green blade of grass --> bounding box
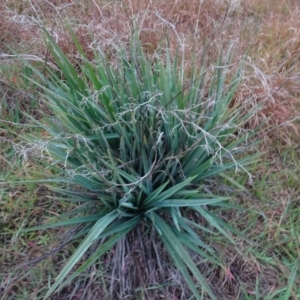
[43,209,119,299]
[154,196,229,207]
[152,213,217,300]
[59,215,142,289]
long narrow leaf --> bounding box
[43,210,119,298]
[152,213,217,300]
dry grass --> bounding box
[1,0,300,299]
[1,0,300,140]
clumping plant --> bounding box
[20,29,259,299]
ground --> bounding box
[0,0,299,299]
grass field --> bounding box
[1,1,300,299]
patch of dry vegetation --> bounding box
[2,0,300,139]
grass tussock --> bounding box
[15,29,262,299]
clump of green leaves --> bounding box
[21,29,259,299]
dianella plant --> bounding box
[20,29,259,299]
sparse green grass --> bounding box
[233,146,300,299]
[0,63,72,299]
[1,0,300,299]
